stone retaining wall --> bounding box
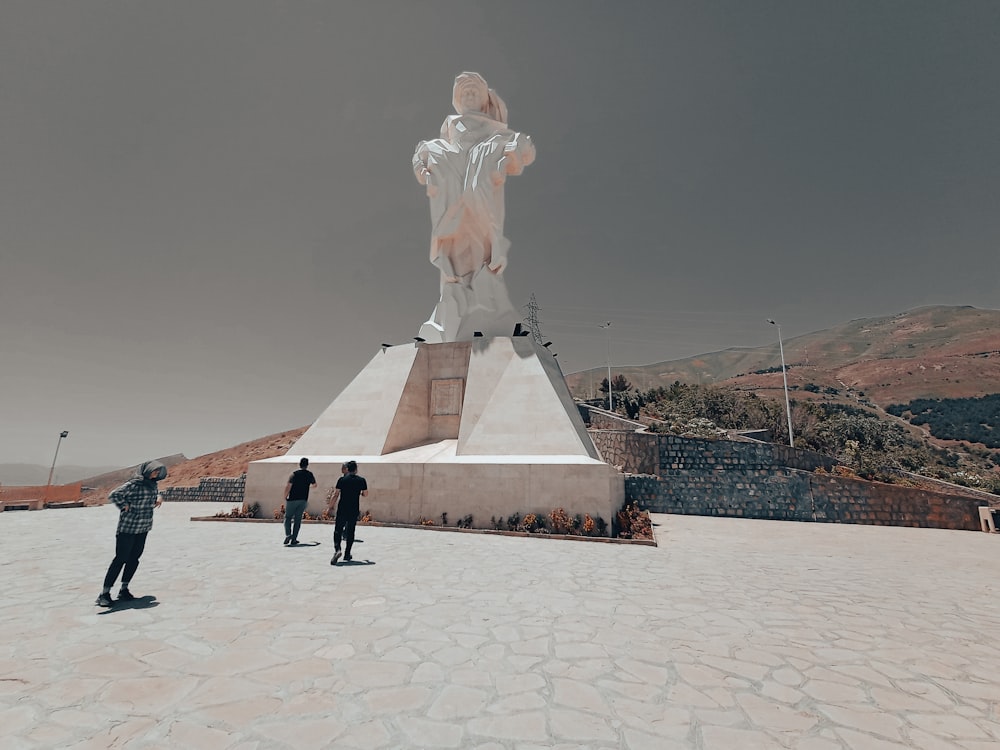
[578,403,986,531]
[627,469,984,530]
[161,475,246,504]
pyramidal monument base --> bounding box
[244,337,624,528]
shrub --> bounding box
[522,513,539,532]
[548,507,572,534]
[216,503,259,519]
[616,502,653,540]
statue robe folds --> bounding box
[413,73,535,343]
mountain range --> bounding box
[6,306,996,491]
[0,463,122,487]
[564,305,1000,413]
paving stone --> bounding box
[801,679,870,703]
[2,503,999,749]
[426,685,489,720]
[362,685,432,715]
[907,713,991,740]
[548,708,617,742]
[816,704,907,741]
[466,711,548,742]
[701,725,781,749]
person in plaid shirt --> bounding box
[96,460,167,606]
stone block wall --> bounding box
[579,405,644,432]
[656,435,837,473]
[590,430,658,474]
[588,426,837,480]
[576,403,987,531]
[627,469,815,522]
[627,469,984,530]
[808,474,984,529]
[161,475,246,504]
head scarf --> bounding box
[133,460,168,483]
[452,72,508,124]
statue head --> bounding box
[452,72,507,123]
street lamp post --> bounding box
[767,320,794,447]
[45,430,69,502]
[599,321,613,412]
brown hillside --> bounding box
[568,306,1000,408]
[82,427,307,504]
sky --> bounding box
[2,1,999,469]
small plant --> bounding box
[359,509,373,524]
[441,512,448,526]
[216,502,259,519]
[490,515,503,530]
[273,504,285,520]
[522,513,539,532]
[548,507,572,534]
[418,516,435,526]
[506,512,521,531]
[582,514,596,534]
[457,514,473,529]
[616,502,653,540]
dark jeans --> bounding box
[103,532,148,589]
[284,499,307,540]
[334,508,358,554]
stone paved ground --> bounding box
[1,501,999,749]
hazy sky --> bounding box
[3,1,998,469]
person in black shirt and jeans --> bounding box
[328,460,368,565]
[283,457,316,546]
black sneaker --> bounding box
[283,535,292,545]
[331,550,342,565]
[344,554,353,562]
[96,592,114,607]
[118,589,136,602]
[290,539,300,546]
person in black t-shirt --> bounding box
[283,457,316,546]
[328,460,368,565]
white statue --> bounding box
[413,72,536,342]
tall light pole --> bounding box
[45,430,69,502]
[599,321,613,412]
[767,320,794,447]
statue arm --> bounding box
[500,133,535,176]
[413,118,455,185]
[413,141,431,184]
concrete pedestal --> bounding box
[244,337,623,528]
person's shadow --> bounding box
[287,542,322,548]
[339,559,375,566]
[97,595,159,614]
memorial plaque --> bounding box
[431,378,464,416]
